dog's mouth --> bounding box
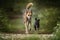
[27,15,31,19]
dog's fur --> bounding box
[34,18,40,30]
[23,3,33,34]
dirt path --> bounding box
[0,33,54,40]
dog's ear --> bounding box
[38,19,40,21]
[35,18,37,20]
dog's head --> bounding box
[35,18,40,21]
[35,18,37,20]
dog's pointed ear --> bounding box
[38,19,40,21]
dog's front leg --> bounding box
[25,23,28,34]
[29,23,31,31]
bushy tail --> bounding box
[26,3,33,9]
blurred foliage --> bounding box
[0,0,60,40]
[49,24,60,40]
[0,9,10,32]
[0,0,60,34]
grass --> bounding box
[0,35,40,40]
[0,34,54,40]
[20,37,40,40]
[3,17,53,34]
[0,37,40,40]
[0,15,54,34]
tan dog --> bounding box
[23,3,33,34]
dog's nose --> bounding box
[28,15,31,16]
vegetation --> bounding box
[0,0,60,40]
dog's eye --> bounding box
[28,14,32,16]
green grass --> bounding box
[0,14,55,34]
[5,17,53,34]
[0,36,40,40]
[20,37,40,40]
[8,18,25,32]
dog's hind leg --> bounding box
[37,25,40,30]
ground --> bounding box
[0,33,54,40]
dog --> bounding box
[23,3,33,34]
[34,18,40,30]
